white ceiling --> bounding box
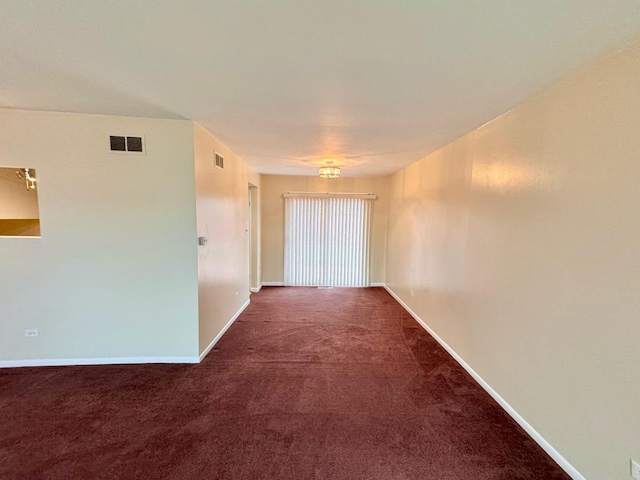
[2,1,640,177]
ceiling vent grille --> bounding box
[109,135,145,154]
[215,152,224,169]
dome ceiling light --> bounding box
[319,161,341,179]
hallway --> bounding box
[0,287,569,479]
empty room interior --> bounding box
[1,2,640,480]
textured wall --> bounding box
[386,41,640,480]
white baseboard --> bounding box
[198,298,250,362]
[0,356,199,368]
[263,282,384,288]
[1,299,253,369]
[382,284,586,480]
[250,284,262,293]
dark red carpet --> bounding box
[0,287,570,479]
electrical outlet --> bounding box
[24,329,39,337]
[235,291,239,297]
[409,289,415,297]
[631,459,640,479]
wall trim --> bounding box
[262,281,284,286]
[0,356,199,368]
[1,299,253,369]
[250,284,262,293]
[198,298,250,362]
[382,284,586,480]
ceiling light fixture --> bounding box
[319,161,340,179]
[16,168,37,191]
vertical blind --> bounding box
[284,194,374,287]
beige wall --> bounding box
[0,108,200,361]
[261,175,389,285]
[0,167,40,220]
[385,41,640,480]
[194,123,260,354]
[249,184,260,290]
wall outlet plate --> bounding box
[631,459,640,479]
[24,329,39,337]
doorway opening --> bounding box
[248,183,259,292]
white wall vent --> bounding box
[109,135,145,154]
[215,152,224,169]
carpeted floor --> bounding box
[0,287,570,480]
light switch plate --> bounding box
[631,459,640,480]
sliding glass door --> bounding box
[284,194,374,287]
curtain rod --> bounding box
[281,192,377,200]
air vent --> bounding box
[110,136,126,151]
[109,135,145,154]
[126,136,143,152]
[215,152,224,169]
